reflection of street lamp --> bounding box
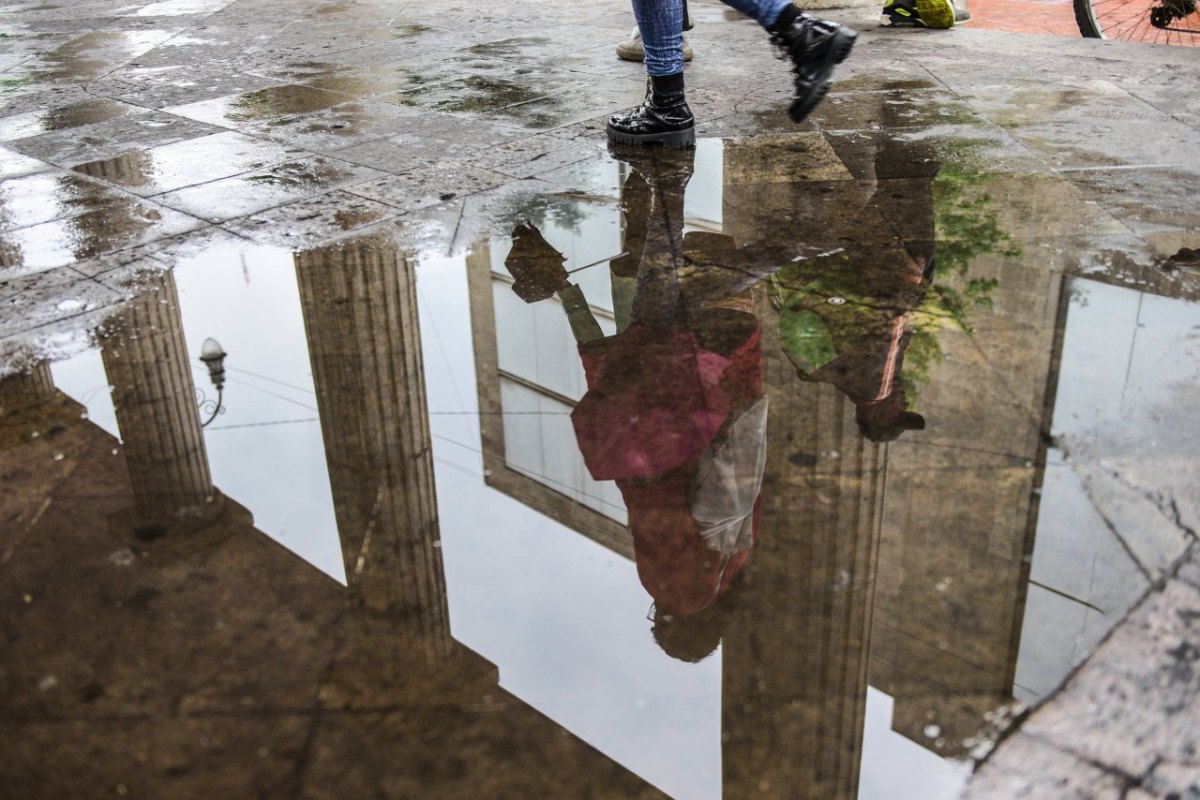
[198,337,226,427]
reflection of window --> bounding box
[490,210,626,526]
[468,236,633,558]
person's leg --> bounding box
[630,0,686,78]
[759,2,858,123]
[617,0,693,62]
[719,0,792,27]
[608,0,856,146]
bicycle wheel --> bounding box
[1075,0,1200,44]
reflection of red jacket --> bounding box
[622,468,762,615]
[571,320,764,615]
[573,322,763,480]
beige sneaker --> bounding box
[615,26,694,62]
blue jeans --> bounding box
[632,0,793,76]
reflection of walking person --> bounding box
[771,102,939,442]
[607,0,856,149]
[506,146,767,661]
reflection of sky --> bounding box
[860,689,971,800]
[1015,278,1200,702]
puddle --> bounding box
[2,132,1200,800]
[165,84,357,125]
[0,98,144,142]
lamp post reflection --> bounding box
[197,336,226,428]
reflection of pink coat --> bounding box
[571,321,765,615]
[573,322,763,481]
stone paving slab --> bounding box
[966,561,1200,798]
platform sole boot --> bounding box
[770,12,858,123]
[606,72,696,149]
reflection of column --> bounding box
[295,238,450,663]
[870,268,1063,755]
[72,151,153,189]
[0,361,55,408]
[100,271,217,528]
[722,296,885,800]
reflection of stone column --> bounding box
[72,151,153,189]
[869,266,1064,755]
[100,270,217,528]
[295,238,450,663]
[722,296,885,800]
[0,361,55,408]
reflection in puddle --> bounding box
[3,129,1199,800]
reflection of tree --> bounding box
[513,194,590,236]
[897,167,1019,397]
[228,89,277,121]
[931,166,1018,325]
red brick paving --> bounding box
[966,0,1200,44]
[968,0,1081,36]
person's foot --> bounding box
[615,26,695,62]
[769,13,857,124]
[606,73,696,149]
[880,0,957,28]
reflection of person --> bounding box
[772,251,930,442]
[607,0,855,148]
[506,145,768,661]
[770,104,939,442]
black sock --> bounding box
[770,4,803,31]
[650,71,685,96]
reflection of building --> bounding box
[868,265,1065,754]
[722,127,1065,758]
[2,239,666,799]
[454,127,1149,792]
[72,150,154,189]
[0,360,55,405]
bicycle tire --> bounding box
[1074,0,1200,44]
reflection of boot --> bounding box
[611,170,650,278]
[505,222,569,303]
[608,139,696,189]
[610,142,696,286]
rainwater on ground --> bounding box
[3,132,1199,800]
[2,2,1200,798]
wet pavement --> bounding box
[2,1,1200,799]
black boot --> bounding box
[606,72,695,149]
[769,8,857,123]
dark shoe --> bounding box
[769,14,857,123]
[606,73,696,149]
